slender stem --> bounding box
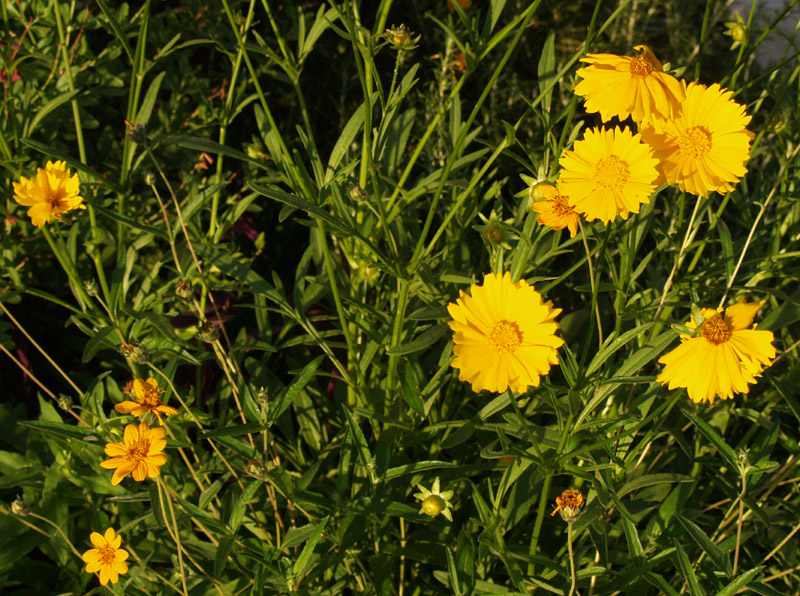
[567,522,577,596]
[527,472,552,575]
[156,478,190,596]
[579,220,603,348]
[733,471,747,576]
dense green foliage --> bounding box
[2,0,800,594]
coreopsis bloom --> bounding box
[558,127,659,224]
[640,82,752,197]
[115,377,178,424]
[657,299,775,404]
[100,422,168,485]
[447,272,563,394]
[551,489,584,523]
[574,45,684,124]
[414,477,454,521]
[12,161,85,227]
[81,527,129,586]
[531,184,580,238]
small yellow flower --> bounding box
[100,422,168,485]
[81,527,129,586]
[115,377,179,424]
[640,82,752,197]
[531,184,580,238]
[414,477,454,521]
[551,489,584,523]
[558,126,659,224]
[657,299,775,404]
[574,45,685,125]
[12,160,85,227]
[447,272,563,394]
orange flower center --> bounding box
[557,489,583,510]
[629,55,654,77]
[678,126,713,159]
[140,387,163,408]
[46,188,68,211]
[701,315,731,345]
[552,193,575,217]
[98,544,117,565]
[488,320,523,354]
[127,439,150,463]
[594,155,630,190]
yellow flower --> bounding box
[657,299,775,404]
[447,272,563,394]
[12,160,85,227]
[640,82,752,197]
[557,126,659,224]
[81,527,129,586]
[531,184,580,238]
[115,377,179,424]
[100,422,168,485]
[551,489,584,522]
[574,45,684,125]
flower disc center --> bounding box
[127,440,150,462]
[678,126,713,159]
[488,320,523,354]
[629,55,654,77]
[594,155,630,190]
[701,315,731,345]
[552,193,574,217]
[99,545,116,565]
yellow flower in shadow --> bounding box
[12,161,85,227]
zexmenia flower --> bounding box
[574,45,684,125]
[81,527,129,586]
[447,272,563,394]
[12,160,85,227]
[115,377,179,424]
[657,299,775,404]
[557,126,659,224]
[640,82,752,197]
[530,183,581,238]
[100,422,168,485]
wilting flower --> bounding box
[100,422,168,485]
[531,183,580,238]
[558,126,659,224]
[115,377,178,424]
[81,527,129,586]
[12,161,85,227]
[414,477,454,521]
[551,489,584,523]
[574,45,684,125]
[640,82,752,197]
[657,299,775,404]
[447,272,563,394]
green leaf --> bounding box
[446,547,462,596]
[585,323,653,376]
[712,566,762,596]
[674,540,706,596]
[341,406,374,482]
[229,480,263,534]
[269,356,324,422]
[214,535,236,578]
[135,71,166,127]
[681,408,739,470]
[537,30,556,115]
[203,423,268,438]
[622,516,643,559]
[674,512,728,571]
[93,204,169,239]
[282,523,320,550]
[455,527,476,595]
[386,324,447,356]
[157,134,263,167]
[248,182,353,238]
[618,473,695,499]
[292,516,328,577]
[26,89,81,136]
[18,420,101,443]
[385,461,458,480]
[20,138,119,192]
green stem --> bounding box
[527,471,552,575]
[567,522,577,596]
[385,280,410,412]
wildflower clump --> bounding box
[81,527,129,586]
[657,299,775,404]
[12,161,85,227]
[447,272,563,394]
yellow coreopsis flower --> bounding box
[574,45,684,125]
[557,126,659,224]
[447,272,564,394]
[530,183,581,238]
[657,299,775,404]
[12,160,85,227]
[81,527,129,586]
[640,82,752,197]
[100,422,168,485]
[115,377,179,424]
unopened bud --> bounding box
[144,172,156,186]
[126,121,147,145]
[120,342,149,364]
[175,279,193,301]
[11,497,29,516]
[83,279,98,297]
[56,394,73,411]
[245,458,266,478]
[198,321,219,343]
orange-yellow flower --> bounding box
[640,82,752,197]
[574,45,684,125]
[447,272,563,394]
[81,527,129,586]
[530,184,580,238]
[657,299,775,404]
[115,377,179,424]
[100,422,168,485]
[12,160,85,227]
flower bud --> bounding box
[11,497,29,516]
[56,394,73,411]
[83,279,98,297]
[120,342,149,364]
[421,495,446,517]
[198,321,219,343]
